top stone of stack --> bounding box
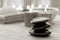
[31,17,49,24]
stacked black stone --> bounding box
[29,17,51,37]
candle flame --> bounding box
[46,4,49,8]
[28,4,34,13]
[12,5,16,8]
[27,5,30,10]
[38,5,42,8]
[29,8,33,13]
[31,4,34,9]
[16,5,23,10]
[44,5,49,12]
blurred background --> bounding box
[0,0,59,14]
[0,0,59,8]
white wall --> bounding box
[40,0,51,7]
[51,0,60,8]
[1,0,60,8]
[3,0,24,7]
[0,0,3,7]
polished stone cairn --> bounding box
[29,17,51,37]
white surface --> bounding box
[0,15,59,40]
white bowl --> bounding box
[32,7,58,21]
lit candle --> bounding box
[44,5,48,13]
[29,4,34,13]
[27,5,31,10]
[31,4,34,9]
[38,5,42,8]
[29,8,33,13]
[16,5,23,11]
[12,4,16,8]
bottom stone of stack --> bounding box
[29,30,51,37]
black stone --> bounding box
[33,22,46,27]
[29,30,51,37]
[32,24,50,30]
[31,17,49,24]
[34,29,48,33]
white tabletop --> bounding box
[0,15,60,40]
